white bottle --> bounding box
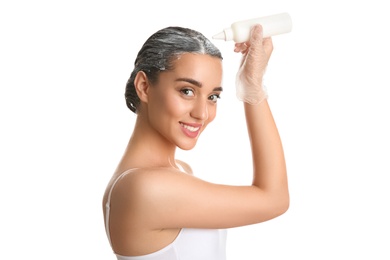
[212,12,292,42]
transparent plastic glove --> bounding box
[235,24,273,105]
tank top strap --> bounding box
[105,168,138,246]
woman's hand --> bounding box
[235,24,273,105]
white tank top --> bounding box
[105,167,227,260]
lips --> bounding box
[180,122,202,138]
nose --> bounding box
[190,98,209,121]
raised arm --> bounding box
[237,24,289,209]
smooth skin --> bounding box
[102,25,289,256]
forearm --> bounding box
[245,100,288,198]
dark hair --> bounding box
[125,26,223,113]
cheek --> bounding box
[207,105,217,122]
[151,89,179,115]
[165,95,188,116]
[200,105,217,134]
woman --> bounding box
[102,24,289,259]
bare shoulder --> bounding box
[109,163,192,199]
[111,167,194,201]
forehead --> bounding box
[168,53,223,83]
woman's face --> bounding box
[146,53,223,150]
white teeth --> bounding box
[181,123,200,132]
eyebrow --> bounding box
[175,77,223,92]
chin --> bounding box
[177,141,198,151]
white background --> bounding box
[1,0,389,259]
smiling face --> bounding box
[145,53,223,150]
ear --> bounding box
[134,71,150,103]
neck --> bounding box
[116,114,177,171]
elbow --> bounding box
[269,192,290,219]
[252,187,290,223]
[274,181,290,217]
[276,192,290,217]
[279,195,290,215]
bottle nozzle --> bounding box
[212,31,226,40]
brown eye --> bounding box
[181,88,195,97]
[209,94,221,102]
